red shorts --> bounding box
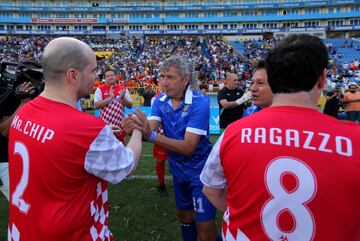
[153,144,168,161]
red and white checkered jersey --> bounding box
[94,84,129,127]
[8,96,135,241]
[201,106,360,241]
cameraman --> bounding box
[0,82,35,200]
[323,83,342,118]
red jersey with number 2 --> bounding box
[8,96,114,241]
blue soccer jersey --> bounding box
[242,103,261,118]
[150,88,213,181]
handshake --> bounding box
[235,91,252,106]
[121,108,153,140]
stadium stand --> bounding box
[0,0,359,95]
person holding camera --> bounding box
[0,82,36,201]
[323,83,342,118]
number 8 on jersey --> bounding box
[261,157,317,241]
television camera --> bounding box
[0,61,44,106]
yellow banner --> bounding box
[95,51,112,59]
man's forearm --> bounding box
[220,100,238,109]
[342,99,359,103]
[126,129,142,174]
[93,97,112,109]
[152,134,196,157]
[0,102,27,137]
[203,186,227,212]
[147,119,200,156]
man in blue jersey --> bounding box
[124,56,220,241]
[243,60,273,117]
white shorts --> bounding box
[0,162,9,201]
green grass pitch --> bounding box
[0,135,221,241]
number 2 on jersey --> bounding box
[12,141,31,214]
[261,157,317,241]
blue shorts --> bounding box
[173,175,217,222]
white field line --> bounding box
[141,154,155,158]
[126,175,172,180]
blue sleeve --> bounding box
[150,97,162,121]
[186,96,210,136]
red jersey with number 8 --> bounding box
[201,106,360,241]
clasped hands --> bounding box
[121,108,152,140]
[108,87,126,101]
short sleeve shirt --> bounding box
[201,106,360,241]
[150,88,213,180]
[217,87,245,128]
[8,96,135,241]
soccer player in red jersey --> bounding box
[93,69,133,144]
[8,37,143,241]
[201,34,360,241]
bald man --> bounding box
[7,37,143,241]
[217,73,252,130]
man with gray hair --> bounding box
[123,55,221,241]
[8,37,143,241]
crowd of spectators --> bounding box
[0,36,50,63]
[1,35,359,93]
